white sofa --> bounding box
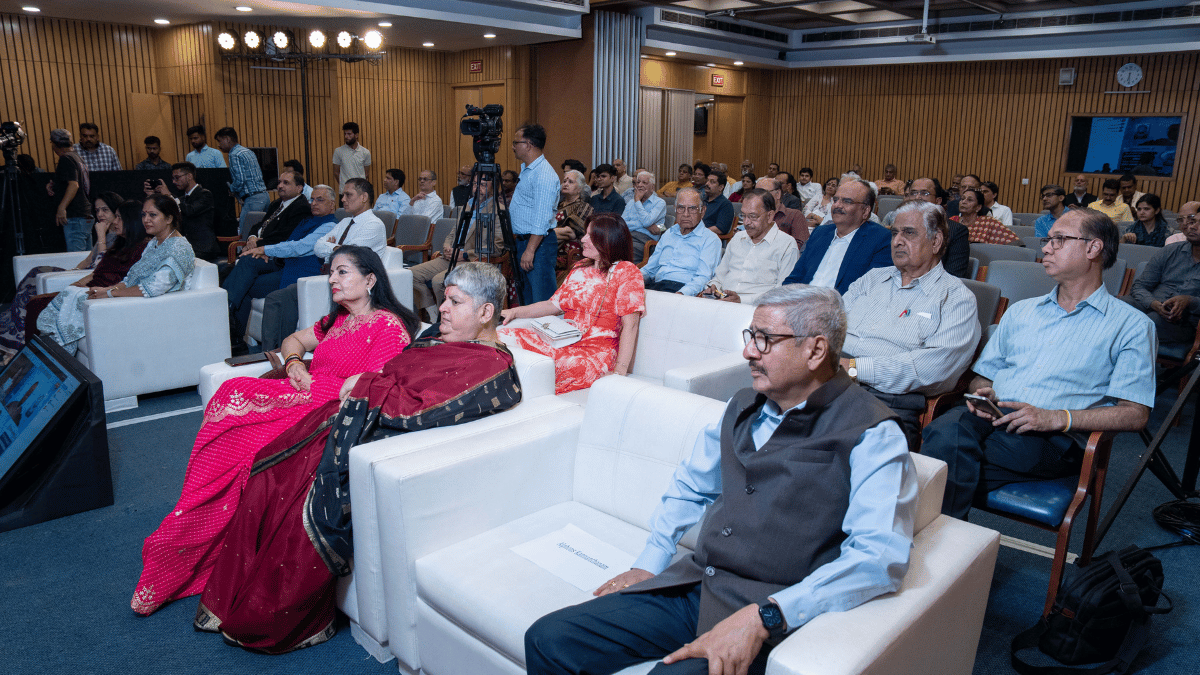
[365,376,999,674]
[500,289,756,404]
[244,247,414,343]
[11,251,92,293]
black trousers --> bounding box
[645,279,686,294]
[860,384,926,452]
[524,583,770,675]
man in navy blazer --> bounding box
[784,179,892,294]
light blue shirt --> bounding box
[510,154,559,236]
[375,188,411,218]
[622,193,667,239]
[976,284,1157,410]
[301,183,314,200]
[641,225,722,296]
[185,145,227,169]
[264,217,337,259]
[226,144,266,199]
[1034,211,1060,238]
[633,398,916,631]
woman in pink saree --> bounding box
[132,246,417,615]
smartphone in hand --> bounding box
[964,393,1003,418]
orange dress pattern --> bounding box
[954,214,1020,245]
[501,261,645,394]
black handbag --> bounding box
[1010,546,1172,675]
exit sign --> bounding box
[712,73,724,87]
[469,60,483,73]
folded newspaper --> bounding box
[532,316,582,348]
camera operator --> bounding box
[509,123,559,303]
[46,128,93,252]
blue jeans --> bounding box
[63,217,92,252]
[238,192,271,239]
[516,233,558,304]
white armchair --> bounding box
[11,251,90,294]
[245,247,414,343]
[74,259,230,412]
[500,290,755,405]
[366,376,999,674]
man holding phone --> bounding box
[921,209,1156,519]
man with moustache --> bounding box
[784,179,892,294]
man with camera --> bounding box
[145,161,219,261]
[510,123,560,303]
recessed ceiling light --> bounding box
[706,63,716,67]
[235,6,252,12]
[422,41,435,47]
[640,54,647,58]
[22,6,40,11]
[484,33,496,39]
[154,18,170,25]
[665,51,676,56]
[378,22,392,28]
[734,61,744,66]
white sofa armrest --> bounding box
[766,516,999,675]
[37,270,91,294]
[13,252,88,285]
[198,360,275,407]
[661,351,753,402]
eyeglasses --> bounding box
[831,197,868,207]
[1181,215,1199,225]
[742,328,803,353]
[1040,235,1094,250]
[675,205,702,214]
[1041,193,1060,199]
[903,190,932,198]
[511,139,529,147]
[741,211,766,221]
[418,176,434,182]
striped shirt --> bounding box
[843,263,980,395]
[510,154,559,236]
[227,144,266,199]
[976,284,1156,410]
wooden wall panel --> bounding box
[766,54,1199,213]
[0,13,157,171]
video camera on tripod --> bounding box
[0,121,29,256]
[449,104,522,304]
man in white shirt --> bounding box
[703,189,799,305]
[796,167,821,205]
[332,121,371,190]
[408,169,445,223]
[980,181,1013,228]
[612,159,633,196]
[374,168,411,218]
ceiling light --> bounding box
[734,61,744,66]
[484,33,496,39]
[243,30,261,49]
[272,31,289,49]
[218,32,236,50]
[235,6,252,11]
[309,30,326,48]
[707,63,716,67]
[363,30,382,50]
[22,6,40,11]
[336,31,353,48]
[422,41,435,47]
[665,51,676,56]
[379,22,392,28]
[154,18,170,25]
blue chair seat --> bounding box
[1157,341,1191,363]
[984,475,1077,527]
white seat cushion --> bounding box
[415,500,691,667]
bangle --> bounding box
[1062,409,1072,432]
[284,355,303,368]
[106,288,113,297]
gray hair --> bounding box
[755,176,782,192]
[563,169,591,200]
[313,184,337,202]
[892,201,949,257]
[635,170,656,187]
[444,262,506,326]
[755,285,847,357]
[676,186,704,207]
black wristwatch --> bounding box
[758,601,786,639]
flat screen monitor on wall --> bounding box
[1065,115,1181,177]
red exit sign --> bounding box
[711,73,724,87]
[469,60,483,73]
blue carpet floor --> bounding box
[0,385,1197,674]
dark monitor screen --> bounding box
[0,338,83,478]
[251,146,280,186]
[1065,116,1181,177]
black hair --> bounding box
[144,135,161,146]
[1119,173,1136,184]
[283,159,305,174]
[693,162,711,178]
[112,200,149,252]
[343,122,360,134]
[79,122,99,133]
[561,159,587,174]
[515,124,546,150]
[171,162,197,177]
[320,245,419,337]
[710,169,727,186]
[1102,178,1121,192]
[345,177,374,203]
[213,127,239,144]
[799,167,813,177]
[592,163,616,177]
[1077,210,1120,269]
[186,125,206,137]
[386,168,405,186]
[982,181,1000,199]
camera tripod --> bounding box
[0,148,27,257]
[447,162,522,306]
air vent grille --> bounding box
[660,10,790,44]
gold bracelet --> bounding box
[1062,409,1072,433]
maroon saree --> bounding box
[195,338,522,653]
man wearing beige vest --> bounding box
[525,285,917,675]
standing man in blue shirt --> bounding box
[509,124,560,303]
[525,284,917,675]
[214,126,270,238]
[922,209,1156,519]
[184,125,227,169]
